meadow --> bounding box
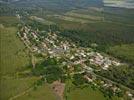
[16,84,58,100]
[107,44,134,64]
[67,85,122,100]
[0,16,19,26]
[65,12,103,21]
[0,27,30,75]
[0,77,39,100]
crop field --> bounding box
[65,12,103,21]
[67,7,103,16]
[52,8,103,23]
[55,15,95,24]
[48,7,134,33]
[29,16,55,25]
[104,12,134,25]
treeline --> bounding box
[106,44,134,65]
[0,3,38,16]
[95,65,134,90]
[27,21,59,32]
[60,29,134,51]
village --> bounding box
[17,25,134,100]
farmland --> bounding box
[54,15,93,24]
[29,16,55,25]
[65,12,103,21]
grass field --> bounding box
[68,86,122,100]
[68,86,104,100]
[65,12,103,21]
[29,16,55,25]
[0,27,30,75]
[70,8,103,17]
[107,44,134,64]
[55,15,94,24]
[16,84,58,100]
[0,26,37,100]
[0,77,39,100]
[0,16,19,26]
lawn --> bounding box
[16,84,58,100]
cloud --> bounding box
[103,0,134,8]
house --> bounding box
[84,75,93,82]
[103,64,109,70]
[31,32,38,39]
[126,91,133,98]
[70,56,75,60]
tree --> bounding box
[45,66,63,83]
[73,74,87,86]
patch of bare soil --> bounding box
[51,81,65,100]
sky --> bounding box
[1,0,134,9]
[103,0,134,8]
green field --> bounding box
[0,16,19,26]
[56,15,94,23]
[0,26,36,100]
[0,27,30,75]
[68,86,122,100]
[30,16,55,25]
[65,12,103,21]
[107,44,134,64]
[0,77,39,100]
[69,8,103,17]
[68,86,105,100]
[16,84,58,100]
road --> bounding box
[83,67,134,93]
